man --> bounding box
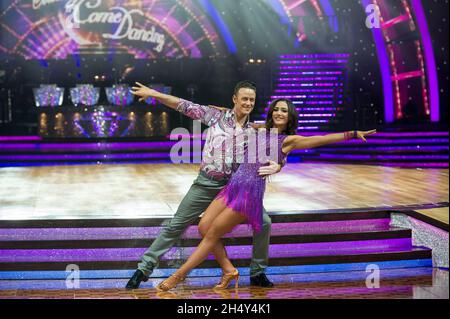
[126,81,279,289]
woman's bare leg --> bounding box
[200,199,237,274]
[174,208,246,279]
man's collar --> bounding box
[231,109,250,128]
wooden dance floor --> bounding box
[0,162,448,299]
[0,164,449,223]
[0,163,448,221]
[1,269,447,299]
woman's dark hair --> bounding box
[265,98,298,135]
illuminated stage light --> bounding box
[106,85,134,106]
[70,85,100,107]
[33,85,64,108]
[268,53,349,131]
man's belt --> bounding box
[199,170,230,183]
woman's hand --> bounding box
[130,82,160,102]
[356,129,377,142]
[258,160,281,178]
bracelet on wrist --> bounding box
[344,131,352,140]
[344,131,358,140]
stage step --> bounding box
[0,228,411,249]
[0,247,432,271]
[0,210,394,228]
[0,268,434,292]
[0,132,447,168]
[0,210,433,275]
[288,132,449,168]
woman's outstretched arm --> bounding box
[282,130,377,154]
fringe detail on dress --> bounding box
[216,178,265,233]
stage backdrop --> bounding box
[0,0,229,59]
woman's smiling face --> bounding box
[272,101,289,129]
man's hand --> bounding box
[131,82,160,102]
[356,129,377,142]
[258,160,282,178]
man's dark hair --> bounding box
[234,81,257,96]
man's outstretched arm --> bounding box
[131,82,223,126]
[131,82,180,109]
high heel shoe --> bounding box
[156,273,185,292]
[214,270,239,290]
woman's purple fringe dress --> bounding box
[216,131,288,233]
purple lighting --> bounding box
[198,0,237,54]
[361,0,394,123]
[270,53,349,131]
[410,0,440,122]
[0,136,42,141]
[319,0,339,32]
[280,66,347,70]
[298,127,320,130]
[278,77,339,81]
[317,154,448,161]
[0,219,391,241]
[298,114,335,117]
[374,132,448,137]
[280,60,349,64]
[280,54,350,58]
[298,120,330,124]
[271,95,334,99]
[292,101,334,105]
[0,141,191,151]
[0,239,412,262]
[275,89,335,92]
[0,153,202,161]
[381,162,448,168]
[298,108,340,111]
[279,72,343,75]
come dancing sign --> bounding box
[2,0,224,59]
[64,0,166,52]
[33,0,166,53]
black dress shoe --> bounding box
[250,273,274,288]
[126,270,149,290]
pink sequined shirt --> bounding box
[176,99,255,181]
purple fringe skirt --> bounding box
[215,163,266,233]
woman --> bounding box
[156,98,376,291]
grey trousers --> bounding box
[137,174,272,277]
